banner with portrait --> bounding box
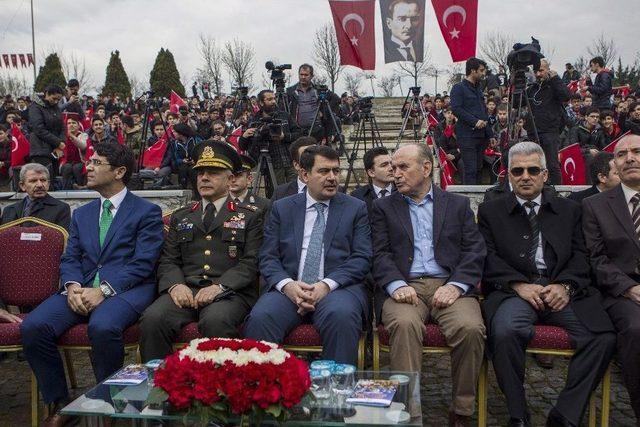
[380,0,426,63]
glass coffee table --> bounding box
[61,370,422,426]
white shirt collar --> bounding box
[515,193,543,208]
[372,183,393,197]
[621,183,640,205]
[306,193,330,210]
[202,195,228,215]
[231,189,249,203]
[297,178,306,193]
[391,35,413,49]
[100,187,127,212]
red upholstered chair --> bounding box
[0,218,68,427]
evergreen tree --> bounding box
[102,50,131,98]
[34,53,66,92]
[149,48,185,98]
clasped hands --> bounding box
[282,281,330,315]
[169,284,223,309]
[512,283,570,311]
[392,283,462,309]
[66,284,104,315]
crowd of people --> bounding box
[1,56,640,427]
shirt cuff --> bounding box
[321,278,339,291]
[62,281,82,295]
[386,280,408,296]
[448,281,470,294]
[275,278,293,293]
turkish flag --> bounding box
[10,54,18,69]
[82,107,94,131]
[567,81,578,94]
[10,123,30,167]
[329,0,376,70]
[27,54,34,66]
[603,130,631,153]
[558,143,586,185]
[170,91,187,114]
[18,54,26,68]
[437,147,456,189]
[142,126,172,169]
[431,0,478,62]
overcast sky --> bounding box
[0,0,637,97]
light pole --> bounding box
[30,0,36,86]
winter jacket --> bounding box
[567,122,605,154]
[526,75,571,134]
[588,70,613,110]
[450,79,493,139]
[28,94,64,158]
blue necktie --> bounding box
[301,203,326,284]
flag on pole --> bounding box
[169,91,187,114]
[27,54,34,66]
[603,130,631,153]
[558,143,586,185]
[329,0,376,70]
[10,123,30,167]
[142,126,172,169]
[431,0,478,62]
[10,54,18,68]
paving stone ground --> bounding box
[0,349,636,426]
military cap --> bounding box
[239,154,257,172]
[193,140,243,173]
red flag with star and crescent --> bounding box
[603,130,631,153]
[431,0,478,62]
[329,0,376,70]
[437,147,456,189]
[10,123,30,167]
[558,143,586,185]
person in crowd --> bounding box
[139,120,173,187]
[600,110,622,147]
[568,106,604,183]
[239,89,301,196]
[492,104,509,139]
[1,163,70,229]
[271,136,316,201]
[561,63,581,85]
[350,147,395,216]
[244,145,371,366]
[622,101,640,134]
[526,59,571,185]
[223,105,235,131]
[434,108,464,179]
[171,123,202,189]
[568,152,619,203]
[60,79,84,120]
[450,58,496,184]
[478,141,616,427]
[60,113,88,190]
[229,154,271,220]
[371,143,486,425]
[496,66,509,95]
[583,133,640,423]
[29,85,66,175]
[210,120,228,143]
[88,116,118,146]
[0,125,12,190]
[196,108,212,140]
[585,56,613,110]
[139,142,262,361]
[20,143,163,427]
[486,98,498,126]
[122,115,143,155]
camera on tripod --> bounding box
[355,96,374,114]
[265,61,291,87]
[507,37,544,91]
[409,86,421,96]
[251,114,283,145]
[316,84,331,101]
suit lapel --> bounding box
[608,186,640,250]
[87,199,101,256]
[391,192,414,245]
[432,186,448,244]
[292,193,306,260]
[100,192,133,255]
[323,195,344,256]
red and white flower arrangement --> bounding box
[148,338,311,424]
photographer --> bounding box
[239,89,301,191]
[60,79,84,120]
[526,59,571,185]
[286,64,340,141]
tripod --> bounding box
[343,110,384,189]
[252,146,278,199]
[308,94,344,150]
[507,68,540,146]
[395,86,429,150]
[132,92,169,189]
[273,79,290,115]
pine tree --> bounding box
[34,53,67,92]
[102,50,131,98]
[149,48,185,98]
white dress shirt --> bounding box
[372,183,393,198]
[275,193,339,292]
[297,178,306,194]
[99,187,128,219]
[621,183,640,216]
[516,194,546,270]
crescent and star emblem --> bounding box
[341,13,365,46]
[11,136,18,153]
[564,157,576,182]
[442,5,467,40]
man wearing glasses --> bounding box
[20,143,164,427]
[477,141,615,427]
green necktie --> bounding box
[93,199,114,287]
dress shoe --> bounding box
[40,412,78,427]
[448,411,471,427]
[546,407,576,427]
[508,417,530,427]
[534,353,555,369]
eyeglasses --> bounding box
[510,166,544,177]
[88,159,112,167]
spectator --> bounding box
[568,151,619,203]
[122,115,143,155]
[196,109,212,140]
[1,163,70,229]
[28,85,66,175]
[486,98,497,126]
[434,108,464,177]
[60,113,88,190]
[271,136,316,201]
[561,63,581,85]
[623,101,640,134]
[210,120,228,143]
[139,121,172,187]
[600,110,622,147]
[568,107,605,175]
[496,65,509,95]
[88,116,118,146]
[350,147,395,215]
[0,125,11,190]
[171,123,201,189]
[60,79,84,120]
[585,56,613,110]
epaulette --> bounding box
[238,203,259,212]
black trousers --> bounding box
[138,291,251,362]
[490,297,616,424]
[538,132,562,185]
[458,137,488,185]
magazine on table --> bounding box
[346,379,397,407]
[103,364,148,385]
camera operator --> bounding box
[286,64,340,141]
[526,59,571,185]
[239,89,301,189]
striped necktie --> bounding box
[631,194,640,240]
[301,203,326,284]
[523,201,539,271]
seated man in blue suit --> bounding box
[244,145,372,365]
[21,142,164,427]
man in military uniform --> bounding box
[229,154,271,221]
[139,141,263,362]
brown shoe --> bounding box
[449,411,471,427]
[534,354,555,369]
[40,412,78,427]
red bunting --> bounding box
[558,143,586,185]
[18,54,26,68]
[10,54,17,68]
[2,55,10,68]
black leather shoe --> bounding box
[546,407,576,427]
[508,416,530,427]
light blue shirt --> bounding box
[386,187,469,296]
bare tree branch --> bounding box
[0,72,31,96]
[197,33,225,96]
[313,23,344,92]
[446,64,464,90]
[480,31,515,70]
[377,75,398,97]
[222,39,255,90]
[128,74,146,98]
[586,33,619,68]
[60,51,94,92]
[343,71,364,95]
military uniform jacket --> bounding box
[157,197,263,307]
[237,193,271,223]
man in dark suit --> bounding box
[568,152,619,204]
[583,133,640,422]
[20,143,164,427]
[271,136,316,201]
[383,0,424,63]
[1,163,70,229]
[244,145,371,365]
[371,143,486,426]
[350,147,395,215]
[140,142,263,361]
[478,141,615,427]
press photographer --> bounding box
[286,64,341,142]
[238,89,301,194]
[526,58,571,185]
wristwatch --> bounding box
[99,281,115,298]
[561,283,575,297]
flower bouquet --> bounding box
[147,337,311,425]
